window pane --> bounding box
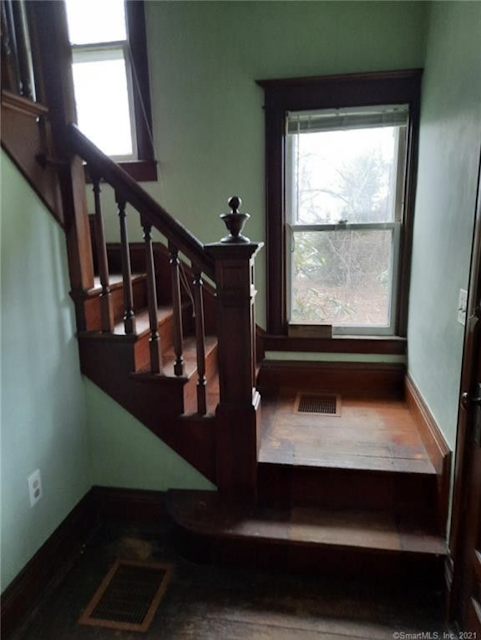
[65,0,126,45]
[291,230,392,326]
[72,57,133,157]
[289,127,399,225]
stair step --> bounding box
[134,335,218,381]
[166,490,447,581]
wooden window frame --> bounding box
[257,69,422,341]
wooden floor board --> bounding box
[259,390,435,475]
[18,523,445,640]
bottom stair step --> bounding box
[166,490,447,583]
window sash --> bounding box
[286,222,401,335]
[285,125,408,227]
[71,42,138,160]
[286,104,409,134]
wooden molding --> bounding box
[0,486,168,639]
[90,486,167,523]
[257,360,406,398]
[1,90,48,117]
[0,492,98,639]
[405,374,452,532]
[263,334,407,355]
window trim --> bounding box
[256,69,422,338]
[70,0,157,181]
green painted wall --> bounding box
[0,151,90,590]
[101,0,428,328]
[85,379,215,491]
[407,2,481,449]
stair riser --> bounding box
[84,278,148,331]
[258,464,438,516]
[174,526,445,585]
[133,305,193,372]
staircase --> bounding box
[65,124,448,585]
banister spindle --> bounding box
[193,267,207,416]
[169,241,184,376]
[116,193,136,334]
[92,174,114,332]
[142,220,162,374]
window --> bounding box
[64,0,156,179]
[257,70,422,340]
[286,105,408,335]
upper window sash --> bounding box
[286,104,409,134]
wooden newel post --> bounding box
[206,197,263,502]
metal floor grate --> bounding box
[295,393,341,417]
[78,559,173,632]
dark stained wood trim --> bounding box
[1,91,65,226]
[1,89,48,117]
[257,360,406,398]
[125,0,155,164]
[0,486,169,639]
[405,374,452,533]
[258,69,423,337]
[263,334,407,355]
[90,486,167,523]
[257,68,425,90]
[85,160,158,183]
[0,491,99,640]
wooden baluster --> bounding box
[91,174,114,332]
[116,193,136,334]
[193,267,207,416]
[142,220,162,374]
[168,242,184,376]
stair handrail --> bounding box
[68,123,215,280]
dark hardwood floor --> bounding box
[14,522,445,640]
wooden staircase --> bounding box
[67,125,447,584]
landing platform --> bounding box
[259,390,435,475]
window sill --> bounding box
[262,334,407,356]
[85,159,158,183]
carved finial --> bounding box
[228,196,241,214]
[220,196,250,244]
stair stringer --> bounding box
[78,335,218,483]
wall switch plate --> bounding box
[458,289,468,326]
[27,469,42,507]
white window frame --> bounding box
[71,40,138,161]
[285,111,408,336]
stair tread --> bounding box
[135,335,217,380]
[167,490,447,557]
[91,273,145,294]
[79,304,180,341]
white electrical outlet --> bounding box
[458,289,468,326]
[27,469,42,507]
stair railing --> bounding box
[70,124,213,414]
[69,124,263,498]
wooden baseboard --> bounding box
[405,375,452,532]
[1,486,167,639]
[257,360,406,398]
[91,486,167,523]
[0,492,98,639]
